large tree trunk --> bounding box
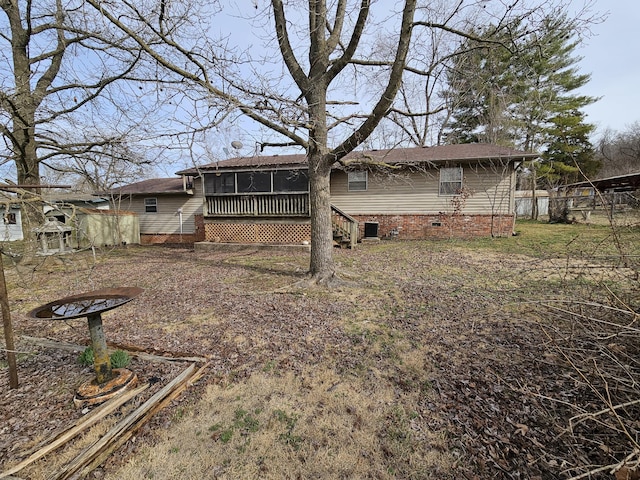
[308,156,334,282]
[5,0,45,247]
[14,107,44,246]
[306,78,335,283]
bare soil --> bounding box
[1,240,639,479]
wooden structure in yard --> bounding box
[557,172,640,221]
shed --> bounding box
[72,208,140,248]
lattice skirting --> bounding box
[205,223,311,244]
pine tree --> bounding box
[442,13,599,186]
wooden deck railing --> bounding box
[331,204,358,249]
[206,193,309,217]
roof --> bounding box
[105,178,188,196]
[176,144,538,175]
[562,172,640,192]
[43,193,109,204]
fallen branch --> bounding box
[567,449,640,480]
[0,383,148,478]
[75,361,209,478]
[51,362,208,480]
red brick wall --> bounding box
[194,214,206,241]
[353,213,515,239]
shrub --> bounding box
[78,346,94,366]
[110,349,131,368]
[77,347,131,368]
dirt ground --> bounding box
[1,236,639,479]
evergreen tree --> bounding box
[442,14,599,185]
[540,109,598,185]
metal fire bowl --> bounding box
[28,287,144,321]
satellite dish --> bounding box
[231,141,243,150]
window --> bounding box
[237,171,271,193]
[3,212,16,224]
[439,166,463,195]
[205,170,310,194]
[348,171,368,191]
[273,170,308,192]
[204,172,236,194]
[144,198,158,213]
[213,173,235,193]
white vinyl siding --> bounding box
[330,163,515,215]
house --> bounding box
[0,194,123,245]
[175,143,538,245]
[105,177,204,244]
[0,204,23,242]
[42,193,110,214]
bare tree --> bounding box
[596,123,640,178]
[0,0,172,240]
[87,0,596,283]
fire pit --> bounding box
[28,287,143,407]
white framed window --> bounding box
[348,171,368,191]
[439,166,463,195]
[144,197,158,213]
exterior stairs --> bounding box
[331,205,358,249]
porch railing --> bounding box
[206,193,309,217]
[331,204,358,249]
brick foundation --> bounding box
[140,233,201,245]
[353,213,515,239]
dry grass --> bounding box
[1,218,639,479]
[110,366,449,480]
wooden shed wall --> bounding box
[329,163,515,215]
[76,211,140,247]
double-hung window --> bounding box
[439,167,463,195]
[348,171,368,191]
[144,197,158,213]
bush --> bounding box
[78,346,94,366]
[77,347,131,369]
[110,349,131,368]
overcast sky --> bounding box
[574,1,640,135]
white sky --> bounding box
[574,1,640,134]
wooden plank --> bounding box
[76,362,210,478]
[51,363,201,480]
[0,383,148,478]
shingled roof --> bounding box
[107,178,187,195]
[176,144,537,175]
